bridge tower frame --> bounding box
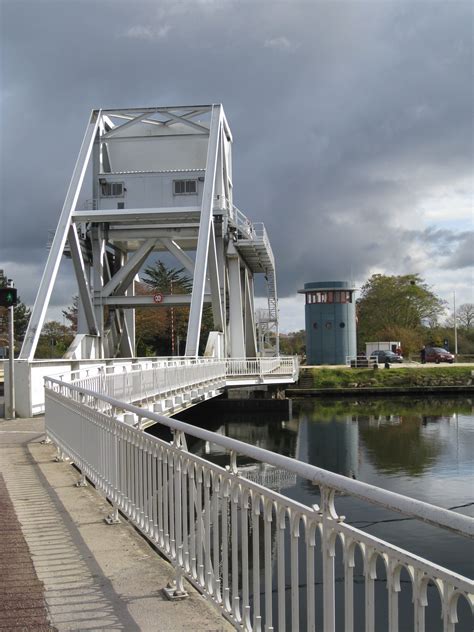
[20,104,279,361]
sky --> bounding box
[0,0,473,333]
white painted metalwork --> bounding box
[346,355,379,368]
[21,104,280,361]
[44,372,474,632]
[10,355,299,417]
[50,356,298,424]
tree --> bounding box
[0,269,32,347]
[138,260,214,356]
[143,261,192,295]
[62,296,78,332]
[357,274,446,355]
[280,330,306,357]
[34,321,74,359]
[141,261,193,355]
[446,303,474,329]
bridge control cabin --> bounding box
[20,105,279,362]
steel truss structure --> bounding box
[20,105,279,361]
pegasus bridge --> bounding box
[6,105,474,630]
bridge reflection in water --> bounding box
[44,367,474,632]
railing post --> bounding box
[263,498,274,632]
[320,486,337,632]
[251,493,262,632]
[343,538,356,632]
[290,511,301,631]
[276,505,287,632]
[413,570,428,632]
[387,559,401,632]
[363,545,377,632]
[105,505,120,525]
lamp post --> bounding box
[5,281,16,419]
[453,291,458,356]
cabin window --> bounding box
[173,179,197,195]
[306,290,352,304]
[101,182,124,197]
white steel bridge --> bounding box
[44,364,474,632]
[7,102,474,629]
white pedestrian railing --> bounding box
[346,355,378,368]
[56,357,299,410]
[68,358,227,407]
[44,373,474,632]
[226,357,298,382]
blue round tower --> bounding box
[299,281,357,365]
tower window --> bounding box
[306,290,352,304]
[173,179,197,195]
[101,182,124,197]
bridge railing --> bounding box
[58,357,299,404]
[44,375,473,632]
[226,357,299,382]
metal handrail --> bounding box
[44,374,473,540]
[55,356,299,386]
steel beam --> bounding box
[102,294,212,307]
[91,226,106,353]
[162,111,210,134]
[108,228,199,241]
[227,244,245,358]
[103,110,150,139]
[67,225,98,335]
[72,207,201,223]
[159,238,195,275]
[185,105,222,356]
[207,223,224,331]
[244,269,257,357]
[101,239,158,297]
[20,110,101,360]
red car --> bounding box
[424,347,455,364]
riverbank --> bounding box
[287,365,474,396]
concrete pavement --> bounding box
[0,417,233,631]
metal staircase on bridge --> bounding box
[232,215,279,356]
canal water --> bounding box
[175,396,474,631]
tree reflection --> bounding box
[298,397,473,477]
[358,414,440,475]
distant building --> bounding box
[299,281,356,365]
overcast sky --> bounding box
[0,0,472,332]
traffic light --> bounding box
[0,287,18,307]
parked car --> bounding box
[424,347,455,364]
[370,350,403,364]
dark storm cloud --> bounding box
[1,0,472,311]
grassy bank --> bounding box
[297,366,473,389]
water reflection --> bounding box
[170,396,474,540]
[147,396,473,631]
[358,414,440,475]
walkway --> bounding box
[0,417,232,632]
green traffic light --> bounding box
[0,287,18,307]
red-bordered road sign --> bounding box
[153,293,164,304]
